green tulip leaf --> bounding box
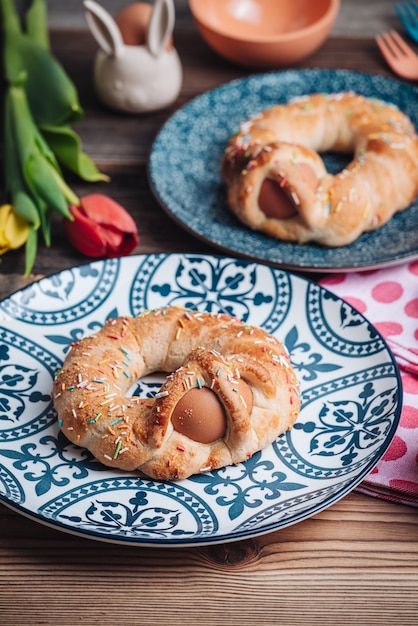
[13,191,41,229]
[1,0,83,125]
[41,124,110,182]
[25,0,50,50]
[25,154,72,221]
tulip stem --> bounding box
[24,224,38,277]
[24,0,50,50]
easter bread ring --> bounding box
[52,306,300,480]
[221,92,418,247]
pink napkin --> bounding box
[320,260,418,507]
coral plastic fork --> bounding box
[375,29,418,80]
[396,1,418,43]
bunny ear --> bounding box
[147,0,175,57]
[83,0,124,57]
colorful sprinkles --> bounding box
[53,308,300,478]
[224,91,417,242]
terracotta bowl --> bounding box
[189,0,340,67]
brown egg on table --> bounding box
[84,0,182,113]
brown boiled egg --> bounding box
[171,380,253,444]
[171,387,227,444]
[258,163,318,220]
[258,178,297,220]
[114,2,173,49]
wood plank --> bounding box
[0,498,417,626]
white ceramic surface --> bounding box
[84,0,182,113]
[0,253,401,546]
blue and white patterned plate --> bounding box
[149,69,418,272]
[0,254,401,546]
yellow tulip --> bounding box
[0,204,30,254]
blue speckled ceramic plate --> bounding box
[0,254,401,546]
[149,69,418,272]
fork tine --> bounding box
[376,30,418,79]
[376,31,402,59]
[375,34,397,67]
[388,29,416,55]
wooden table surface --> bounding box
[1,4,418,625]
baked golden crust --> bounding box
[221,92,418,247]
[52,307,300,480]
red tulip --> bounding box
[65,194,139,257]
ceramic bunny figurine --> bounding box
[83,0,182,113]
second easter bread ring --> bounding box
[221,92,418,247]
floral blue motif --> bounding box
[40,477,219,539]
[293,381,396,466]
[0,463,25,504]
[189,451,305,520]
[0,363,49,424]
[0,433,100,496]
[45,308,120,353]
[130,254,291,332]
[0,259,120,325]
[59,490,190,537]
[285,326,341,382]
[150,257,272,321]
[308,285,385,357]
